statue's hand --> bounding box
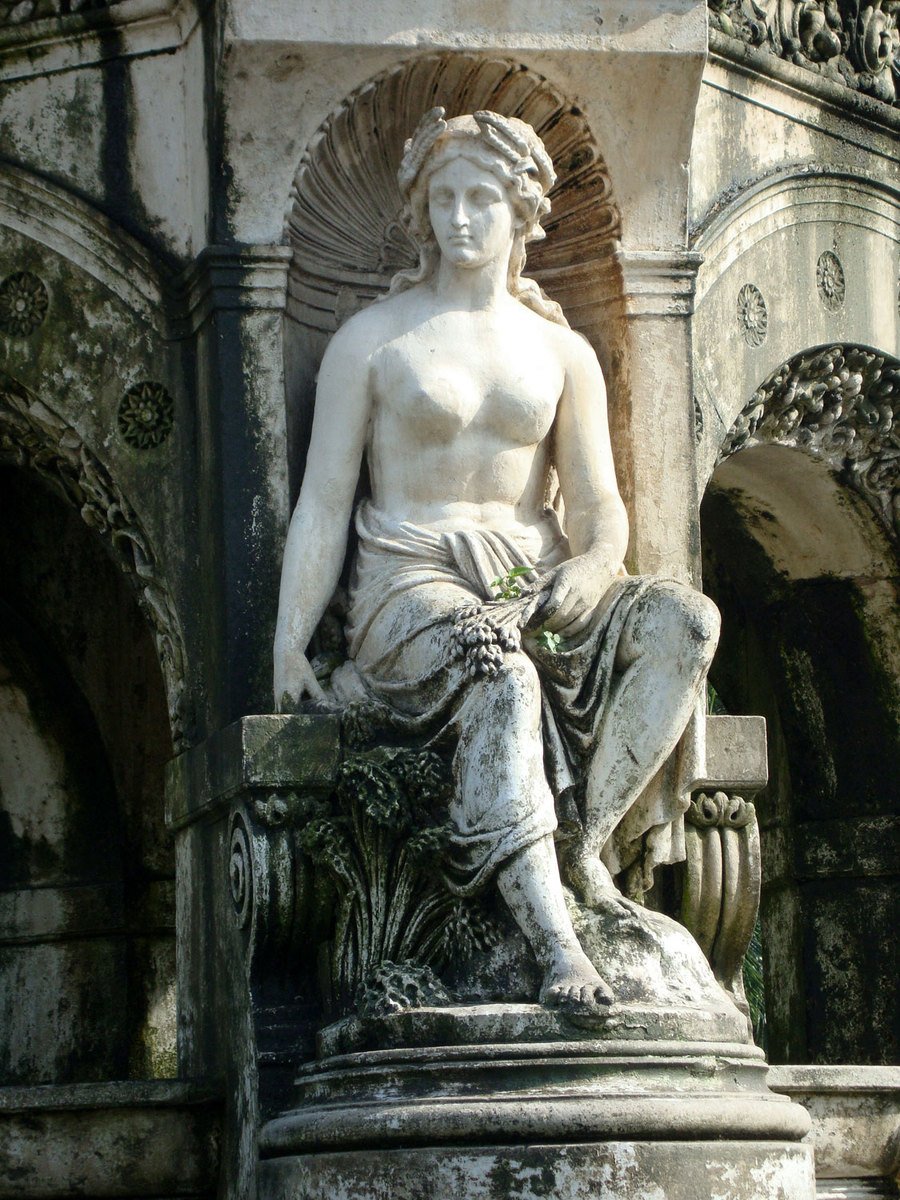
[536,554,617,637]
[274,650,326,711]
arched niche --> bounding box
[283,52,622,495]
[701,344,900,1066]
[0,450,178,1082]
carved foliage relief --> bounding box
[0,0,124,24]
[0,375,189,746]
[719,344,900,541]
[709,1,900,107]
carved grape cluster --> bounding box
[449,605,521,679]
[356,961,451,1020]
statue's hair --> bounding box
[385,108,569,328]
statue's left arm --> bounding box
[539,334,629,637]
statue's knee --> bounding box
[482,653,541,710]
[642,583,720,669]
[669,585,720,667]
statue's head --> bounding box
[388,108,567,325]
[398,108,556,251]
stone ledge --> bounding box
[0,1080,221,1198]
[769,1065,900,1184]
[165,714,341,831]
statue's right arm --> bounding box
[273,320,375,708]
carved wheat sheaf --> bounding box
[288,54,620,330]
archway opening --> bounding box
[702,444,899,1065]
[0,465,176,1083]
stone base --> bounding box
[259,1141,815,1200]
[259,1005,814,1198]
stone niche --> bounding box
[283,51,623,503]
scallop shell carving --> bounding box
[288,54,621,331]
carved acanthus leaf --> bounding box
[709,1,900,108]
[719,344,900,542]
[0,375,190,747]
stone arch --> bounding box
[718,343,899,545]
[283,53,623,490]
[691,167,900,490]
[700,344,899,1065]
[0,374,188,748]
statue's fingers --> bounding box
[540,581,572,628]
[557,608,594,638]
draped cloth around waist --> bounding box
[330,501,698,896]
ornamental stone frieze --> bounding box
[719,343,900,544]
[709,0,900,107]
[0,0,124,22]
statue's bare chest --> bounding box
[372,320,563,448]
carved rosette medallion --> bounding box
[816,251,845,310]
[0,271,48,335]
[117,381,174,449]
[719,344,900,542]
[737,283,768,347]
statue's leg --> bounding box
[454,655,612,1013]
[570,582,720,907]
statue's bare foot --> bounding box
[566,849,619,910]
[540,944,614,1016]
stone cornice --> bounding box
[0,0,202,81]
[173,245,293,336]
[708,20,900,129]
[616,249,705,318]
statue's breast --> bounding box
[374,337,560,448]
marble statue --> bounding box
[274,108,721,1017]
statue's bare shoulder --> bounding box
[330,289,423,360]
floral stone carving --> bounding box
[720,343,900,541]
[117,381,174,449]
[737,282,769,346]
[0,271,48,336]
[709,0,900,108]
[816,249,846,309]
[0,0,125,25]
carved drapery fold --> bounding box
[709,0,900,108]
[718,344,900,544]
[0,373,190,747]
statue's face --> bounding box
[427,155,519,269]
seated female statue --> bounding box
[274,108,720,1016]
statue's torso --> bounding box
[367,299,566,534]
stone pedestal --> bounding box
[259,1007,814,1200]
